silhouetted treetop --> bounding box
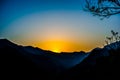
[85,0,120,18]
[105,30,120,50]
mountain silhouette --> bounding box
[0,39,120,80]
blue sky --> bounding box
[0,0,83,32]
[0,0,120,52]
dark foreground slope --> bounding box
[0,39,120,80]
[0,39,59,79]
[60,42,120,80]
[0,39,88,79]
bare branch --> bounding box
[85,0,120,18]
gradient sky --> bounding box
[0,0,120,52]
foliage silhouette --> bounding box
[105,30,120,43]
[105,30,120,50]
[85,0,120,19]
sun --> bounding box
[52,48,60,53]
[50,42,61,53]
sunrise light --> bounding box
[1,0,119,53]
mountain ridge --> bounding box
[0,39,89,69]
[0,39,120,80]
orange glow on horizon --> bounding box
[31,40,97,53]
[12,38,101,53]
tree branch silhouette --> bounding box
[85,0,120,18]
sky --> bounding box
[0,0,120,52]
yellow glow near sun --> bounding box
[16,39,97,53]
[33,40,93,53]
[33,40,68,53]
[43,40,65,53]
[52,48,60,53]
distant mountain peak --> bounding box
[0,38,10,42]
[0,39,18,48]
[0,39,11,44]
